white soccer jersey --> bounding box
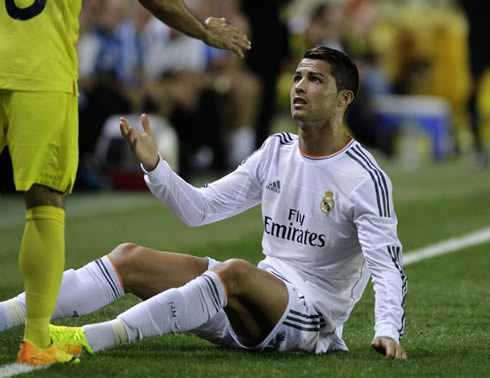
[143,133,407,351]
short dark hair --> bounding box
[303,46,359,98]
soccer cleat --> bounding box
[49,324,94,356]
[17,340,79,366]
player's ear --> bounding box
[337,90,354,108]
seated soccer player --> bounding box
[0,47,407,359]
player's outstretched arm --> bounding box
[138,0,251,58]
[120,114,159,172]
[371,337,407,360]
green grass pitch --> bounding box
[0,158,489,377]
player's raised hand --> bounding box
[371,337,407,360]
[120,114,160,171]
[204,17,251,58]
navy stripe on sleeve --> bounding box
[387,246,408,338]
[353,146,391,217]
[346,151,383,216]
[275,132,294,145]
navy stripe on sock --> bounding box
[100,258,123,297]
[201,274,221,311]
[205,273,223,304]
[95,259,119,300]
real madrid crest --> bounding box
[320,190,335,214]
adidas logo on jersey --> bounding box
[266,180,281,193]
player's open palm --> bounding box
[120,114,160,171]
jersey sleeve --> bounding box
[142,148,265,226]
[350,174,407,343]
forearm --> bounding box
[138,0,209,42]
[354,213,406,342]
[143,157,209,226]
[365,251,406,342]
[351,178,407,358]
[143,157,260,227]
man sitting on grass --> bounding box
[0,47,407,359]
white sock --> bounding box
[83,319,127,352]
[0,255,124,331]
[0,298,24,332]
[0,303,6,331]
[54,256,125,317]
[83,271,227,351]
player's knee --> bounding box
[212,258,254,295]
[24,184,65,209]
[108,243,141,286]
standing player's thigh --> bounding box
[6,90,78,193]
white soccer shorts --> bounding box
[192,258,326,353]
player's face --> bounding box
[290,59,338,123]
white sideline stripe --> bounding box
[0,229,488,376]
[404,227,490,265]
[0,363,46,378]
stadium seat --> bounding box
[373,95,453,161]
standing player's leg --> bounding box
[6,90,78,364]
[20,185,66,349]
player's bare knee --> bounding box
[108,243,141,287]
[212,258,254,295]
[25,184,65,209]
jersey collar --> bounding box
[299,136,354,160]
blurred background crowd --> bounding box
[1,0,489,191]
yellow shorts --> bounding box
[0,90,78,193]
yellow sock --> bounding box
[19,206,65,349]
